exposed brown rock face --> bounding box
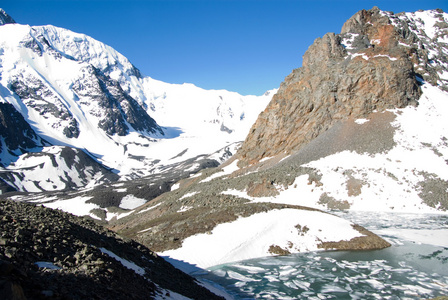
[237,7,425,167]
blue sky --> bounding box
[2,0,448,95]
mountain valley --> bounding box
[1,6,448,299]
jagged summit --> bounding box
[237,7,448,167]
[0,9,15,25]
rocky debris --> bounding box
[418,172,448,211]
[236,7,447,167]
[390,8,448,90]
[0,199,224,300]
[264,222,389,257]
[85,156,219,211]
[318,224,391,250]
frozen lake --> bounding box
[197,211,448,299]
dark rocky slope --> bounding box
[0,199,224,300]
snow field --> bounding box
[303,83,448,213]
[161,209,363,269]
[42,196,98,217]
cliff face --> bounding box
[237,7,440,167]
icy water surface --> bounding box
[198,212,448,299]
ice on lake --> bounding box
[197,212,448,299]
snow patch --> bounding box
[35,261,61,270]
[179,191,200,200]
[171,183,180,191]
[355,118,369,124]
[178,206,193,213]
[137,202,162,214]
[119,195,147,210]
[41,196,97,216]
[99,247,145,276]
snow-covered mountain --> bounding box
[0,9,273,193]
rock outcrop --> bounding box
[0,8,15,25]
[237,7,438,167]
[0,102,46,162]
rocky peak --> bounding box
[0,9,15,25]
[236,7,446,167]
[340,7,388,35]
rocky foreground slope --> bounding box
[0,199,225,299]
